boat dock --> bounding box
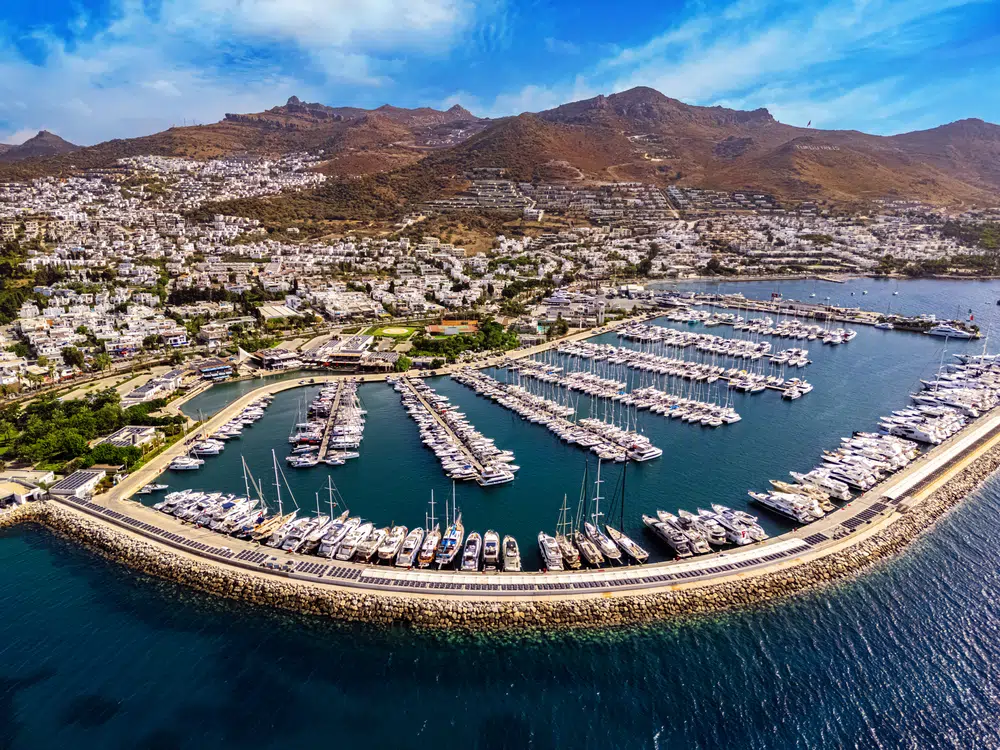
[396,377,485,475]
[317,380,346,461]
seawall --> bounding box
[3,436,1000,632]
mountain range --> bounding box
[4,88,1000,208]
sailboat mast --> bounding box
[593,459,603,525]
[241,456,252,500]
[620,461,627,529]
[272,449,282,516]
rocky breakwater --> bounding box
[5,435,1000,633]
[0,502,40,530]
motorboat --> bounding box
[537,532,564,571]
[502,535,521,572]
[461,532,482,572]
[482,530,500,571]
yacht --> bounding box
[657,510,711,554]
[395,527,425,567]
[573,530,605,566]
[335,522,374,561]
[378,525,408,562]
[417,525,442,568]
[747,491,817,524]
[789,470,852,501]
[169,456,204,471]
[697,508,750,546]
[605,525,649,563]
[538,532,564,571]
[461,532,482,572]
[482,530,500,571]
[927,324,976,339]
[477,465,515,486]
[642,514,693,558]
[585,521,622,562]
[679,509,726,546]
[502,535,522,572]
[356,527,389,563]
[435,513,465,568]
[317,516,360,558]
[711,504,768,543]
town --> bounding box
[0,155,995,409]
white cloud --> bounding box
[544,38,580,55]
[480,0,997,131]
[0,0,498,143]
[142,80,183,97]
[3,128,42,146]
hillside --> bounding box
[2,87,1000,209]
[0,98,488,181]
[0,131,78,163]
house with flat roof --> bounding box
[47,469,106,499]
[97,425,159,449]
[0,478,42,507]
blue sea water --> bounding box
[6,278,1000,748]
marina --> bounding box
[27,302,983,577]
[8,282,1000,604]
[451,368,662,463]
[6,296,996,584]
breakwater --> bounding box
[3,427,999,632]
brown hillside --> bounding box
[3,87,1000,208]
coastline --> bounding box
[4,411,1000,632]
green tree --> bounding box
[92,352,112,372]
[394,355,412,372]
[61,346,85,368]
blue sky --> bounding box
[0,0,998,145]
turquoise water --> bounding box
[4,279,1000,747]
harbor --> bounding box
[4,278,1000,629]
[4,291,1000,623]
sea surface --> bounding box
[6,278,1000,748]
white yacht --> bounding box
[537,532,564,571]
[927,324,976,339]
[169,456,204,471]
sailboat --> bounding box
[554,493,582,569]
[584,461,622,562]
[604,463,648,563]
[417,491,442,568]
[573,445,605,567]
[435,483,464,568]
[253,450,297,542]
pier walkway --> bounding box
[317,381,345,461]
[398,377,485,474]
